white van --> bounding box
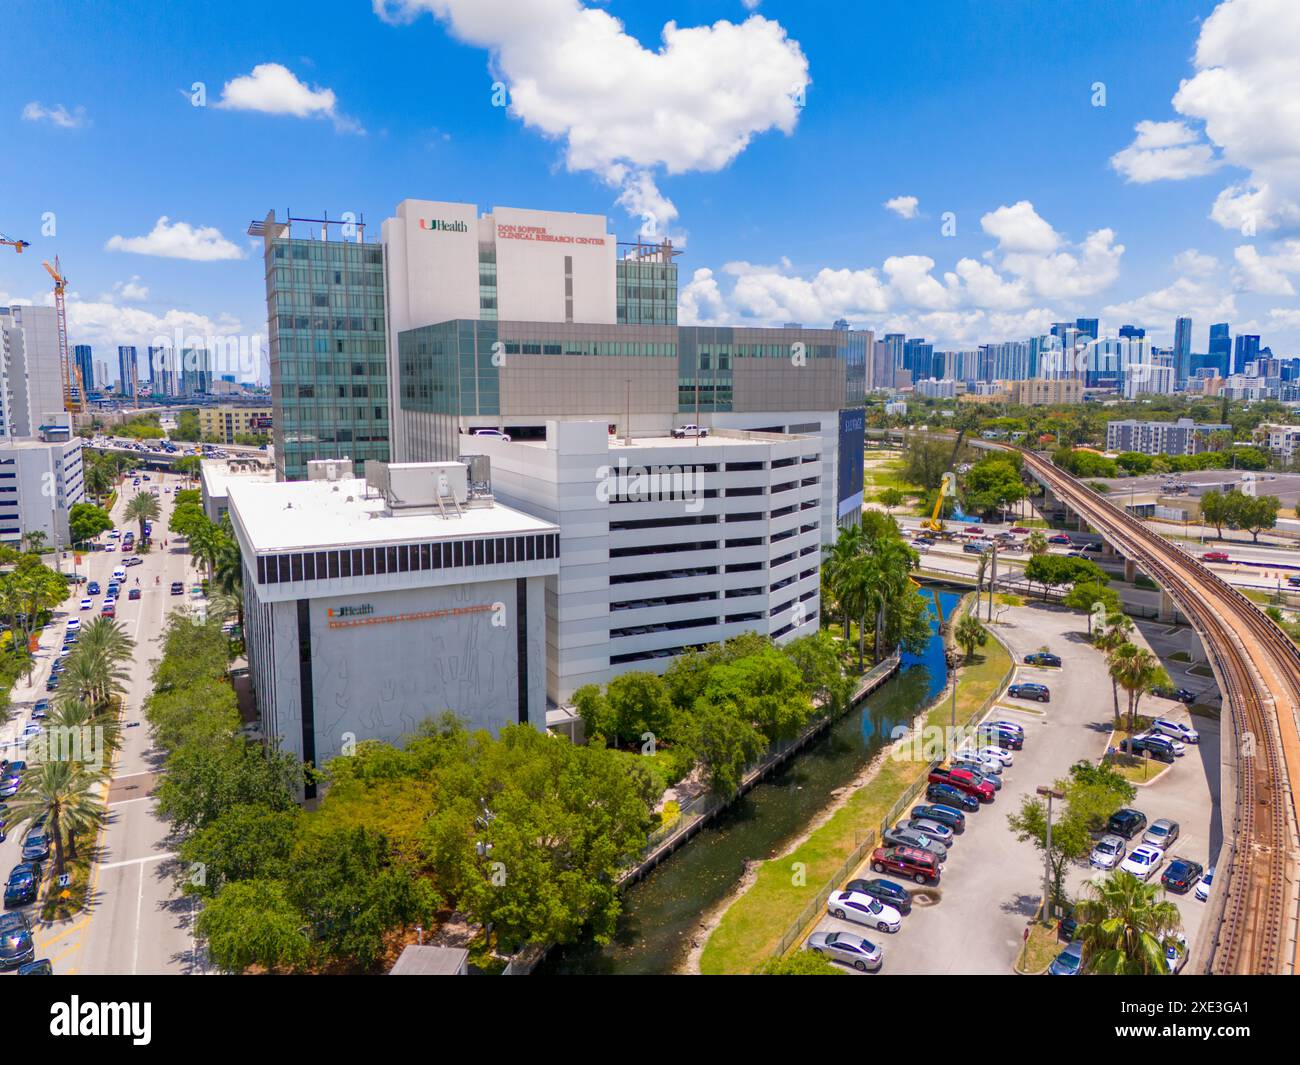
[112,566,127,582]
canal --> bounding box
[539,586,961,975]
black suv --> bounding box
[844,877,913,915]
[1106,808,1148,839]
[170,581,184,596]
[1119,736,1175,764]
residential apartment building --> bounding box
[0,434,85,545]
[1007,378,1082,405]
[1105,417,1230,456]
[197,405,273,444]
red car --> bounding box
[1202,551,1229,562]
[1009,527,1029,534]
[870,845,941,886]
[928,766,995,803]
[964,525,983,534]
[100,603,116,618]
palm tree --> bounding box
[4,759,105,877]
[1094,613,1135,727]
[1109,642,1162,734]
[83,458,112,502]
[1075,871,1182,975]
[124,491,160,539]
[21,530,47,555]
[1026,529,1048,558]
[823,525,864,647]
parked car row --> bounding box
[808,718,1029,972]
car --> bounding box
[1080,542,1103,554]
[1195,865,1216,902]
[1161,858,1204,893]
[15,958,52,975]
[952,748,1007,775]
[928,766,994,803]
[926,781,979,813]
[1134,732,1184,758]
[64,618,79,633]
[904,818,955,846]
[20,829,49,862]
[806,930,883,972]
[100,603,115,618]
[87,581,100,595]
[1107,808,1148,839]
[1007,681,1050,702]
[171,582,184,595]
[1201,551,1229,562]
[106,530,119,540]
[1143,818,1180,849]
[964,525,984,534]
[125,556,143,567]
[111,567,126,581]
[0,912,34,969]
[913,535,936,546]
[1152,686,1196,705]
[44,676,59,693]
[1119,844,1165,881]
[909,803,966,834]
[1118,737,1175,764]
[31,701,48,720]
[910,541,931,553]
[1048,533,1072,545]
[0,777,18,800]
[3,863,39,908]
[21,724,40,739]
[1150,718,1199,743]
[79,598,92,611]
[1089,834,1127,870]
[826,890,903,932]
[974,744,1013,767]
[1024,652,1061,667]
[976,726,1023,751]
[190,585,205,599]
[670,424,708,439]
[844,877,913,914]
[950,760,1001,790]
[1048,940,1084,976]
[128,587,141,600]
[881,825,948,860]
[963,542,989,555]
[870,845,940,885]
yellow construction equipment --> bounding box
[1,233,31,254]
[921,471,957,534]
[41,257,82,413]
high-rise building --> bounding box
[73,344,94,392]
[0,305,65,437]
[117,345,138,398]
[1174,316,1193,385]
[1233,333,1261,375]
[1074,318,1099,341]
[1209,323,1231,377]
[1118,324,1146,340]
[249,211,389,481]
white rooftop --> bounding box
[227,476,556,553]
[200,458,276,498]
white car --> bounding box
[124,556,143,567]
[826,890,902,933]
[79,598,93,610]
[952,748,1004,775]
[106,530,120,540]
[111,567,127,582]
[975,744,1013,767]
[911,540,931,553]
[1119,844,1165,881]
[1150,718,1199,744]
[1089,833,1127,870]
[65,618,80,633]
[671,424,709,439]
[1194,865,1215,902]
[469,427,512,443]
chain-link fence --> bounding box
[773,827,878,959]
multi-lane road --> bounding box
[2,470,202,973]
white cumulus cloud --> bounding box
[216,62,361,133]
[883,195,919,220]
[105,217,244,262]
[374,0,809,232]
[21,102,88,129]
[1109,120,1222,183]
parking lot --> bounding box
[801,602,1222,975]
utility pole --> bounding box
[987,541,999,622]
[1036,785,1065,923]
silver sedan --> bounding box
[806,930,883,972]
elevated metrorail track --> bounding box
[1002,444,1299,974]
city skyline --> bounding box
[1,0,1298,367]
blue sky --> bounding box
[4,0,1299,382]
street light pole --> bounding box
[1037,785,1066,923]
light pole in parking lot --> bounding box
[1036,785,1065,922]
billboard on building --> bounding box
[837,407,865,520]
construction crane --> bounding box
[41,256,81,413]
[1,233,31,254]
[921,471,957,534]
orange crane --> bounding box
[1,233,30,254]
[41,256,81,412]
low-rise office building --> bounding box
[228,459,559,793]
[1007,377,1083,405]
[0,433,85,546]
[199,456,277,523]
[461,420,822,702]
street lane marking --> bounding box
[98,852,176,871]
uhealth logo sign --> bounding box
[418,218,468,233]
